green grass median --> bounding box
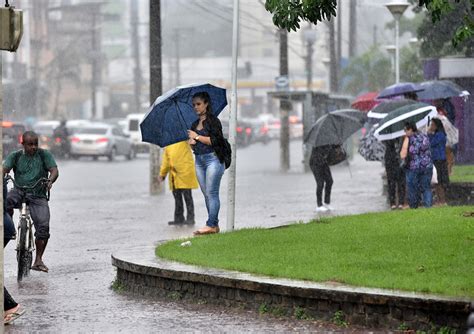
[156,206,474,298]
[451,165,474,183]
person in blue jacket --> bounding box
[428,118,449,206]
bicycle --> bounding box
[5,175,49,282]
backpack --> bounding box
[222,138,232,169]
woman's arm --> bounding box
[400,136,409,160]
[187,130,212,145]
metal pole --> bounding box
[305,42,313,91]
[395,18,400,83]
[226,0,239,231]
[279,29,290,172]
[131,0,142,113]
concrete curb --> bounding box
[111,245,471,331]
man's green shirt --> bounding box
[4,149,57,198]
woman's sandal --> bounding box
[193,226,220,235]
[4,306,26,325]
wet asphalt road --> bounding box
[4,140,387,333]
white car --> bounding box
[70,123,135,161]
[126,113,149,153]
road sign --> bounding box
[275,75,289,91]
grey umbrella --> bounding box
[416,80,470,100]
[304,109,367,147]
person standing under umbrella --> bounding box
[384,138,406,210]
[309,145,334,212]
[428,119,449,206]
[159,141,199,225]
[187,92,227,235]
[400,122,433,209]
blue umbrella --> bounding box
[376,82,423,99]
[140,83,227,147]
[416,80,470,100]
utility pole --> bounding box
[174,28,181,86]
[90,4,104,120]
[328,18,338,92]
[337,1,342,89]
[373,25,378,46]
[349,0,357,58]
[279,28,290,172]
[131,0,142,113]
[31,0,46,119]
[149,0,163,195]
[304,25,317,91]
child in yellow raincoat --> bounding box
[159,141,199,225]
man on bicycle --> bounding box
[3,131,59,273]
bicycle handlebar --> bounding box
[5,175,49,190]
[5,175,51,201]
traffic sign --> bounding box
[275,75,289,91]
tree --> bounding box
[417,0,474,57]
[400,47,424,82]
[341,46,392,96]
[264,0,473,46]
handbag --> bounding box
[431,165,438,185]
[327,145,347,166]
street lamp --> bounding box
[303,26,317,91]
[385,44,396,81]
[385,1,409,83]
[322,57,331,92]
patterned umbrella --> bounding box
[374,102,437,141]
[358,125,385,161]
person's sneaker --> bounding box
[168,220,185,225]
[324,204,334,211]
[184,219,195,225]
[316,206,329,212]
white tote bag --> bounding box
[431,165,438,185]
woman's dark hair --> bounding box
[431,118,445,134]
[192,91,213,116]
[404,121,417,132]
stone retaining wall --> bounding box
[112,247,471,332]
[447,182,474,205]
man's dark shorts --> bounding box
[6,188,50,240]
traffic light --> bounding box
[0,6,23,52]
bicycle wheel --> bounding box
[17,217,32,281]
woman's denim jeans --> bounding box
[406,168,433,209]
[195,153,225,227]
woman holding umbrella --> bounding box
[309,145,334,212]
[428,119,449,206]
[400,122,433,209]
[187,92,227,235]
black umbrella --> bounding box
[304,109,367,147]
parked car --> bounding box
[289,115,303,139]
[2,121,26,158]
[33,120,60,150]
[243,118,270,145]
[220,119,254,147]
[69,123,135,161]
